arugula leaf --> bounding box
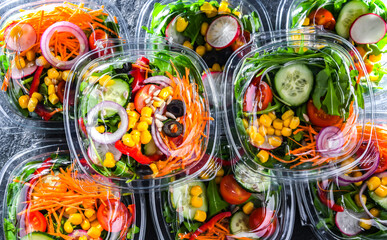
[207,179,229,217]
[4,219,16,240]
[183,221,201,232]
[322,77,341,116]
[183,13,206,45]
[126,225,140,239]
[312,69,329,109]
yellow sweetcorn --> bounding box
[98,75,114,86]
[258,125,267,136]
[369,54,382,63]
[150,163,159,175]
[183,41,194,50]
[65,207,77,215]
[18,95,30,109]
[176,17,189,32]
[140,116,152,125]
[359,218,372,230]
[268,112,276,120]
[216,168,224,177]
[137,121,149,132]
[84,209,95,219]
[14,56,26,69]
[48,84,56,95]
[283,118,291,128]
[267,126,275,135]
[273,119,283,130]
[368,176,381,191]
[201,22,209,36]
[191,196,203,208]
[382,176,387,186]
[200,2,217,18]
[95,125,105,133]
[212,63,221,72]
[27,97,38,112]
[282,110,294,120]
[87,226,101,238]
[62,70,70,81]
[275,130,282,136]
[190,185,203,196]
[141,130,152,144]
[268,136,282,148]
[243,202,254,215]
[196,46,206,57]
[281,127,292,137]
[122,134,135,147]
[218,1,231,14]
[103,152,116,168]
[289,117,300,129]
[79,236,88,240]
[250,131,265,146]
[47,68,60,79]
[353,171,363,187]
[31,92,43,102]
[355,194,367,208]
[49,94,59,105]
[257,150,269,163]
[158,87,173,100]
[259,114,272,127]
[26,50,35,62]
[131,130,141,144]
[69,213,83,225]
[370,208,380,217]
[205,43,213,51]
[375,185,387,198]
[302,17,310,26]
[64,221,73,233]
[194,210,207,222]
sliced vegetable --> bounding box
[114,140,155,165]
[5,23,37,51]
[25,211,47,234]
[234,163,270,193]
[317,180,344,212]
[335,0,369,39]
[220,175,251,205]
[230,211,250,234]
[20,232,55,240]
[249,207,277,237]
[243,75,273,112]
[87,142,122,166]
[162,120,183,137]
[335,209,368,236]
[206,15,241,49]
[166,99,186,118]
[316,126,344,157]
[307,100,342,127]
[68,230,103,240]
[134,84,161,112]
[97,199,129,233]
[11,64,37,80]
[350,13,387,44]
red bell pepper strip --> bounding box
[136,56,150,66]
[78,118,88,136]
[34,104,62,121]
[29,66,44,97]
[115,140,155,165]
[189,212,232,240]
[130,68,145,94]
[317,181,344,212]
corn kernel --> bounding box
[64,221,73,233]
[87,226,102,238]
[252,118,260,127]
[149,163,159,175]
[267,126,275,135]
[368,176,381,191]
[268,136,282,148]
[194,210,207,222]
[140,116,153,125]
[359,218,372,230]
[200,2,217,18]
[275,130,281,136]
[200,22,209,36]
[259,114,273,127]
[218,1,231,14]
[30,92,42,102]
[36,56,50,68]
[375,185,387,198]
[48,84,56,95]
[14,56,26,69]
[246,125,258,135]
[382,177,387,186]
[205,43,213,51]
[258,125,267,136]
[212,63,221,72]
[18,95,29,109]
[257,150,269,163]
[69,213,83,225]
[191,196,203,208]
[153,100,164,108]
[196,46,206,57]
[141,130,152,144]
[282,110,294,120]
[103,158,116,168]
[49,94,59,105]
[370,208,380,217]
[137,121,148,132]
[128,117,138,129]
[341,157,354,168]
[268,112,276,120]
[127,102,135,111]
[62,70,70,81]
[250,131,265,146]
[84,209,95,219]
[190,185,203,196]
[95,125,105,133]
[281,127,292,137]
[302,17,310,26]
[27,97,38,112]
[215,176,222,184]
[65,207,77,215]
[176,16,189,32]
[122,133,135,147]
[90,221,103,231]
[88,76,99,84]
[216,168,224,177]
[183,41,193,50]
[243,202,254,215]
[242,119,249,129]
[353,171,363,187]
[43,77,51,86]
[369,54,382,63]
[283,118,291,128]
[273,119,283,130]
[128,110,140,119]
[79,236,88,240]
[289,117,300,129]
[355,194,367,208]
[99,75,115,86]
[26,50,35,62]
[47,68,60,79]
[130,130,141,144]
[88,214,97,222]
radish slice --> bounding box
[165,16,186,45]
[251,135,283,150]
[335,209,369,236]
[350,13,387,44]
[87,142,122,166]
[11,64,37,79]
[206,15,241,49]
[5,23,37,52]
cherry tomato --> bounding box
[243,76,273,112]
[358,141,387,173]
[308,8,336,30]
[25,211,47,234]
[134,84,161,112]
[89,29,109,50]
[97,199,129,233]
[307,100,342,127]
[219,175,251,205]
[57,80,65,103]
[249,208,277,238]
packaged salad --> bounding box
[64,39,219,192]
[136,0,272,71]
[296,119,387,239]
[223,29,376,181]
[0,143,145,240]
[0,0,128,129]
[277,0,387,96]
[149,139,295,240]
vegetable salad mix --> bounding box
[0,1,122,121]
[75,50,213,182]
[145,0,262,71]
[3,154,139,240]
[290,0,387,90]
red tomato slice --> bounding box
[25,211,47,234]
[243,76,273,112]
[134,84,162,112]
[97,199,129,233]
[89,29,109,50]
[358,141,387,173]
[307,100,342,127]
[249,208,277,238]
[219,175,251,205]
[308,8,336,30]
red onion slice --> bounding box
[151,106,170,156]
[40,21,88,70]
[316,126,344,157]
[143,76,172,88]
[86,101,128,144]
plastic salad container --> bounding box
[223,28,376,181]
[0,0,129,130]
[135,0,272,71]
[296,114,387,239]
[276,0,387,98]
[149,137,295,240]
[0,142,146,240]
[64,38,219,192]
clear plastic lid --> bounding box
[276,0,387,100]
[64,38,220,192]
[0,0,129,130]
[223,28,376,181]
[0,142,146,240]
[297,113,387,239]
[135,0,272,70]
[149,143,295,240]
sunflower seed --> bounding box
[158,127,162,132]
[149,85,155,93]
[176,117,180,121]
[150,105,156,112]
[123,91,129,99]
[153,90,161,96]
[155,119,164,128]
[160,102,166,109]
[303,113,310,122]
[145,97,152,105]
[153,96,163,102]
[166,95,173,104]
[165,112,176,119]
[155,114,167,121]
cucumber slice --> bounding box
[234,163,270,193]
[274,64,313,106]
[230,211,250,234]
[144,139,157,156]
[369,191,387,210]
[21,232,56,240]
[87,78,130,117]
[170,181,208,220]
[335,0,369,39]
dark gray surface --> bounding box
[0,0,316,239]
